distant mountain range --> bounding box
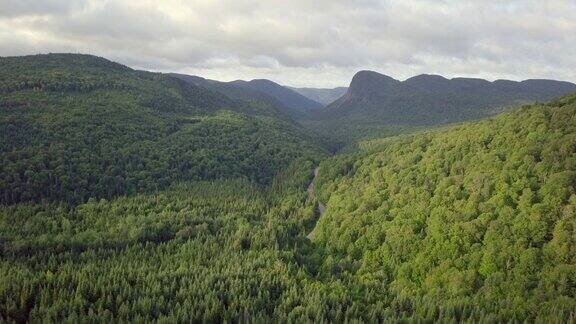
[231,79,323,111]
[325,70,576,125]
[288,86,348,106]
[172,69,576,148]
[169,73,322,120]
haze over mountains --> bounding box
[288,87,348,106]
[231,79,323,111]
[290,70,575,148]
[168,69,576,150]
[3,0,576,320]
[171,69,576,144]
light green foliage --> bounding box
[314,95,576,321]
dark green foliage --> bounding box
[170,73,322,121]
[230,79,323,115]
[2,159,386,323]
[327,71,576,125]
[313,95,576,321]
[168,73,289,118]
[301,117,427,152]
[0,54,324,204]
[3,157,526,323]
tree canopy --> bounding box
[1,54,575,322]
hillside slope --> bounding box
[0,54,325,204]
[0,158,335,322]
[168,73,288,118]
[314,94,576,321]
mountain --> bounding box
[327,70,576,124]
[169,73,289,118]
[231,79,323,113]
[170,73,322,120]
[309,70,576,148]
[0,54,325,204]
[288,86,348,105]
[314,94,576,321]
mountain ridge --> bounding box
[231,78,323,111]
[326,69,576,121]
[170,73,322,120]
[1,53,575,323]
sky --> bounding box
[1,0,575,88]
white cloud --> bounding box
[0,0,575,87]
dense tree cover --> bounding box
[0,160,316,322]
[302,117,426,152]
[170,74,322,121]
[327,71,576,125]
[2,54,576,322]
[4,157,539,323]
[313,95,576,321]
[0,54,324,204]
[230,79,323,115]
[168,73,290,118]
[0,160,396,323]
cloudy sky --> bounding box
[1,0,575,87]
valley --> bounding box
[1,54,575,322]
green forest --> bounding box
[0,54,324,205]
[1,54,575,322]
[314,95,576,321]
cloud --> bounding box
[0,0,575,87]
[0,0,90,18]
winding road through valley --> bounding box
[306,167,325,240]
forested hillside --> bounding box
[0,54,325,204]
[168,73,288,118]
[170,73,322,120]
[313,94,576,321]
[231,79,323,113]
[328,70,576,123]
